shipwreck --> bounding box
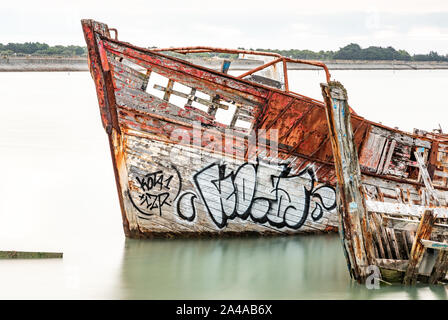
[81,19,448,239]
[322,81,448,285]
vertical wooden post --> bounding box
[429,246,448,284]
[163,79,175,101]
[321,81,377,283]
[403,209,435,285]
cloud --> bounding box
[0,2,447,55]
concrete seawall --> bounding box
[0,57,88,72]
[1,56,448,72]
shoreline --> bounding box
[1,56,448,72]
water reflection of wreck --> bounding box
[82,19,448,239]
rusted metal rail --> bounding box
[150,46,332,85]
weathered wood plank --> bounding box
[382,216,448,237]
[382,140,396,174]
[366,200,448,218]
[404,209,435,285]
[415,151,440,206]
[387,228,402,259]
[429,246,448,284]
[376,258,409,272]
[371,212,392,258]
[370,213,386,259]
[321,81,376,283]
[421,239,448,251]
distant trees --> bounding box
[0,42,446,62]
[333,43,362,60]
[253,44,446,62]
[252,48,334,60]
[413,51,447,62]
[0,42,87,56]
[333,44,414,61]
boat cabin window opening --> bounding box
[234,119,252,130]
[383,142,411,178]
[236,55,285,91]
[191,91,211,112]
[406,148,421,180]
[118,57,145,73]
[145,71,171,101]
[214,100,236,126]
[167,82,191,109]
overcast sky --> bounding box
[1,0,447,54]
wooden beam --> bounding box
[163,79,174,101]
[421,239,448,251]
[403,209,435,285]
[415,151,440,206]
[321,81,376,283]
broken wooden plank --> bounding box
[421,239,448,251]
[382,216,448,237]
[321,81,376,283]
[370,215,386,258]
[379,268,404,283]
[376,139,390,174]
[382,140,397,174]
[371,212,392,259]
[387,228,402,259]
[376,258,409,272]
[366,200,448,218]
[415,151,440,206]
[376,259,408,283]
[403,209,435,285]
[0,251,63,259]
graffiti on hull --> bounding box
[128,166,182,219]
[176,161,336,230]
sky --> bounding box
[1,0,448,54]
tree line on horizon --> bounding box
[259,43,448,62]
[1,42,447,62]
[0,42,86,57]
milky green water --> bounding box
[0,70,447,299]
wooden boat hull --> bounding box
[81,19,448,238]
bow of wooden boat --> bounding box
[81,19,448,242]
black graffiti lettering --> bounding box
[164,175,173,190]
[180,160,336,230]
[129,167,180,217]
[176,192,197,221]
[138,192,171,216]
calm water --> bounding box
[0,70,447,299]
